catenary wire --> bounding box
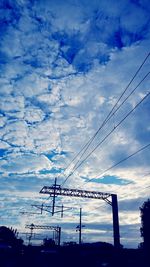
[62,71,150,183]
[58,52,150,184]
[121,185,150,200]
[74,75,150,192]
[61,91,150,186]
[92,142,150,180]
[76,143,150,198]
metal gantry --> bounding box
[40,185,111,200]
[25,223,61,246]
[40,181,120,248]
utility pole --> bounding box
[52,178,57,216]
[79,208,82,245]
[76,208,85,245]
[58,226,61,246]
[28,223,34,245]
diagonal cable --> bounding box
[60,53,150,184]
[61,91,150,186]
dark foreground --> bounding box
[0,244,149,267]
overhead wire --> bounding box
[76,143,150,198]
[68,72,150,194]
[61,90,150,186]
[16,53,150,224]
[111,170,150,201]
[62,71,150,184]
[60,52,150,186]
[41,53,150,220]
[92,142,150,180]
[117,170,150,201]
[120,185,150,200]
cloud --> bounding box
[0,153,53,173]
[0,95,24,119]
[0,0,150,248]
[86,175,133,185]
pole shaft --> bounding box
[79,208,82,245]
[58,227,61,246]
[52,178,57,215]
[112,194,120,248]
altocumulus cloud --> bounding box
[0,0,150,248]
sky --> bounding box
[0,0,150,248]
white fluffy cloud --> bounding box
[0,0,150,248]
[0,154,53,173]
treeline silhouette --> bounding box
[0,199,150,267]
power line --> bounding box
[62,71,150,183]
[106,170,150,201]
[120,185,150,201]
[60,52,150,185]
[141,171,150,177]
[71,56,150,172]
[93,142,150,180]
[61,91,150,186]
[105,72,150,120]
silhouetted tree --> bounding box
[0,226,23,247]
[0,226,16,244]
[140,199,150,252]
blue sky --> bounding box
[0,0,150,248]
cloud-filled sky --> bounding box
[0,0,150,248]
